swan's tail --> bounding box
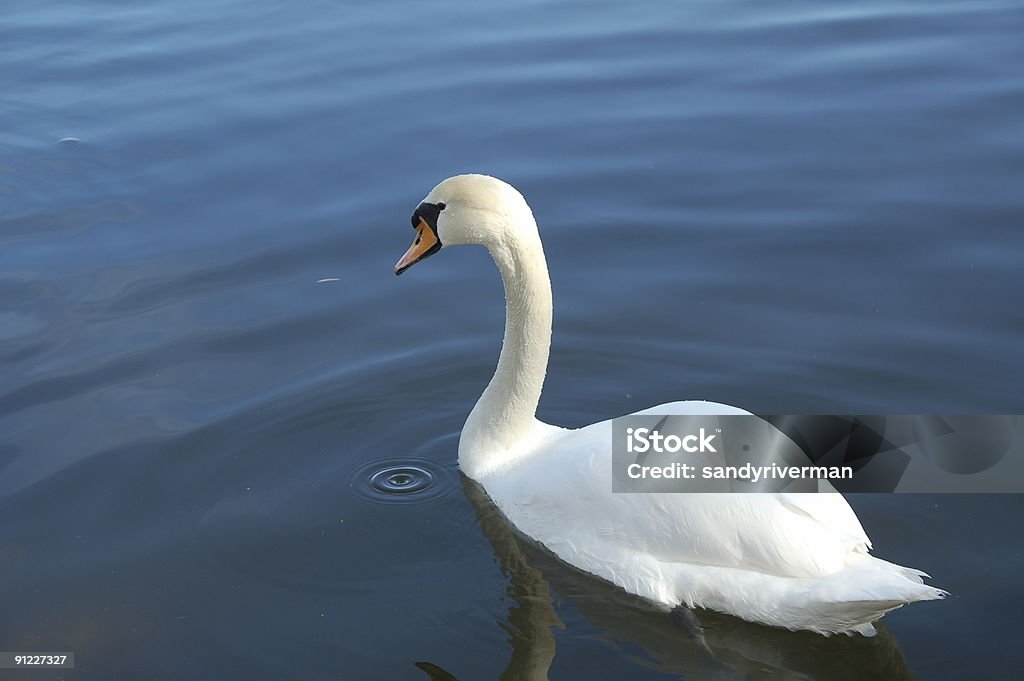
[802,555,948,636]
[662,551,946,635]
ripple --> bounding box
[370,465,433,494]
[351,458,455,505]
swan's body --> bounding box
[394,174,945,635]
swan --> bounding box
[393,173,945,635]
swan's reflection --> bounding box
[419,475,915,681]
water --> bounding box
[2,0,1023,678]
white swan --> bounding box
[394,174,945,635]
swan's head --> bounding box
[394,174,534,275]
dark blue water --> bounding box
[3,0,1023,679]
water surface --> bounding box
[2,0,1023,678]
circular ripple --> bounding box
[351,458,454,505]
[370,465,433,495]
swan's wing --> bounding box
[488,409,872,583]
[628,401,873,565]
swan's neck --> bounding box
[459,219,553,479]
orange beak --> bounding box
[394,216,440,275]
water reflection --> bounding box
[419,476,915,681]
